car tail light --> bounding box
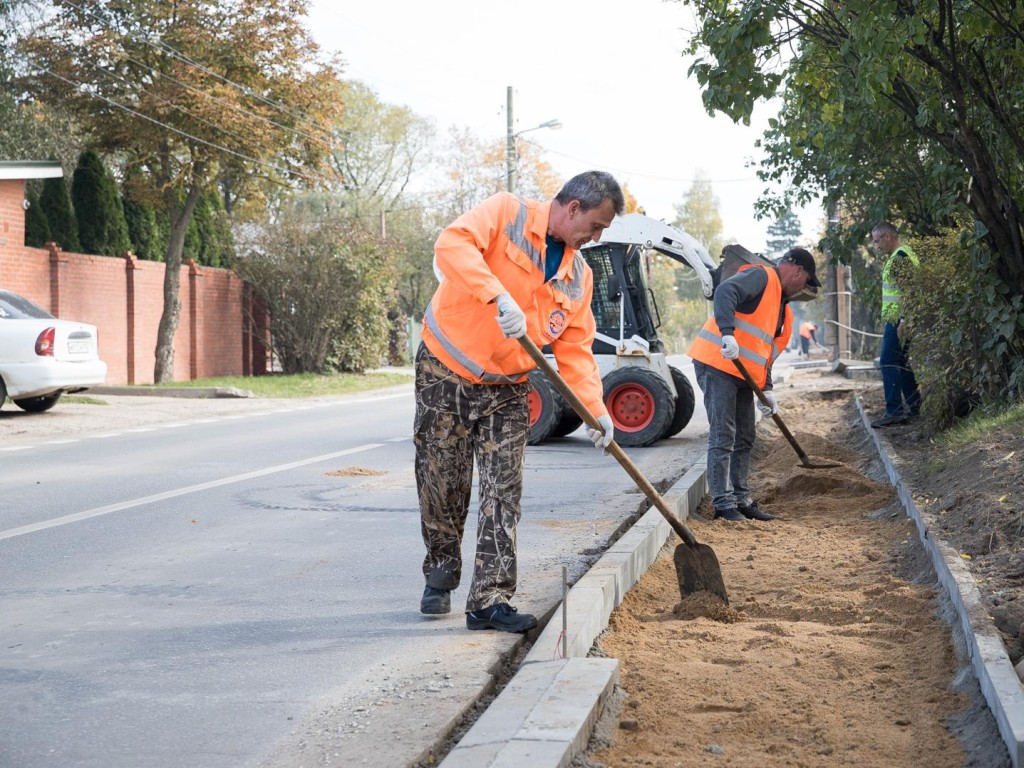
[35,327,55,356]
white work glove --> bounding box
[495,292,527,339]
[757,391,779,416]
[720,335,739,360]
[587,414,614,452]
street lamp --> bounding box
[506,86,561,193]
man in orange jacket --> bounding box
[416,171,625,633]
[687,247,819,522]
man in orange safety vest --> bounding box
[687,247,820,523]
[416,171,625,633]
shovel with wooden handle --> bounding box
[732,358,841,470]
[518,336,728,604]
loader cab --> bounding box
[582,242,663,355]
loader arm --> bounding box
[594,214,717,299]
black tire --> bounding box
[527,371,564,445]
[662,366,696,438]
[13,392,62,413]
[601,367,674,447]
[550,401,584,438]
[0,377,6,411]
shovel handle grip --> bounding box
[518,336,697,547]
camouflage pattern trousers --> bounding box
[414,343,531,613]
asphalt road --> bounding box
[0,373,709,767]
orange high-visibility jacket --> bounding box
[422,192,608,419]
[799,321,816,339]
[687,264,792,389]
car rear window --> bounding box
[0,291,55,320]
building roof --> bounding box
[0,161,64,180]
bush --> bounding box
[236,212,394,374]
[901,231,1024,427]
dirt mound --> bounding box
[582,370,1010,768]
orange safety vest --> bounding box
[687,265,790,389]
[799,321,815,340]
[422,192,608,418]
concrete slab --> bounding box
[440,658,618,768]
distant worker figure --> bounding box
[870,222,921,427]
[416,171,625,633]
[798,320,818,357]
[688,247,821,523]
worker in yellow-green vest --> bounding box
[870,221,922,427]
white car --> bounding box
[0,289,107,412]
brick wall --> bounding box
[0,177,268,385]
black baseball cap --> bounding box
[780,248,821,288]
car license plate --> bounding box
[68,340,90,354]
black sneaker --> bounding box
[466,603,537,633]
[738,502,776,521]
[871,413,907,428]
[420,586,451,615]
[713,507,748,523]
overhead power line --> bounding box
[37,64,336,188]
[57,0,334,146]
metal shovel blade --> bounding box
[674,541,729,604]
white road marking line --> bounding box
[0,443,384,541]
[386,436,411,442]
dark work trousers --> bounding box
[413,343,531,613]
[879,321,921,418]
[693,360,756,513]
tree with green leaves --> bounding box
[681,0,1024,404]
[18,0,340,381]
[38,173,80,252]
[682,0,1024,288]
[122,167,165,261]
[765,208,802,259]
[24,187,50,247]
[71,149,130,256]
[672,173,725,260]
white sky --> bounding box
[307,0,823,254]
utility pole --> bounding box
[505,86,561,195]
[506,86,516,193]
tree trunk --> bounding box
[154,184,203,383]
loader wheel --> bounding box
[527,370,564,445]
[551,404,583,438]
[601,367,674,447]
[662,366,696,438]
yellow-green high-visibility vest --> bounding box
[881,245,919,323]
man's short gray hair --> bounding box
[555,171,625,215]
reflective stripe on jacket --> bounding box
[421,191,608,418]
[881,245,919,323]
[687,264,785,389]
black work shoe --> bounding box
[871,413,907,428]
[738,502,776,521]
[420,586,451,615]
[466,603,538,633]
[713,507,748,523]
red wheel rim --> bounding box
[527,386,542,427]
[607,382,656,431]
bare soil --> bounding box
[579,367,1015,767]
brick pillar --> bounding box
[242,282,253,376]
[47,242,65,317]
[187,259,200,381]
[125,251,139,384]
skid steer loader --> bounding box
[527,214,812,447]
